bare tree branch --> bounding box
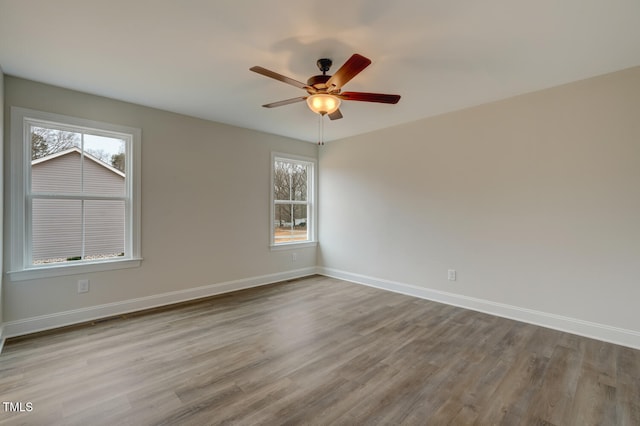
[31,127,80,160]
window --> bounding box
[271,153,316,247]
[8,107,141,280]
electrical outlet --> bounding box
[292,252,298,262]
[447,269,456,281]
[77,279,90,293]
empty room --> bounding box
[1,1,639,425]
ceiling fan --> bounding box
[250,54,400,120]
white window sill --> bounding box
[270,241,317,251]
[7,258,143,282]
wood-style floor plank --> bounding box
[1,275,639,425]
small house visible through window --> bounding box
[30,131,126,264]
[271,154,316,246]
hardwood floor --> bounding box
[1,275,638,425]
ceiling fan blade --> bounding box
[262,97,307,108]
[325,54,372,91]
[328,109,343,120]
[250,66,312,90]
[339,92,401,104]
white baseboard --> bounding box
[317,267,640,350]
[2,267,317,340]
[5,266,638,351]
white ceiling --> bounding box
[1,0,639,143]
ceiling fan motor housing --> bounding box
[307,74,331,91]
[307,58,333,94]
[307,58,334,92]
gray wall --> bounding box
[3,76,317,325]
[319,67,640,339]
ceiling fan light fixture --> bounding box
[306,94,341,115]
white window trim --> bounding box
[270,152,317,249]
[7,107,142,281]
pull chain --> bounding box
[317,114,325,146]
